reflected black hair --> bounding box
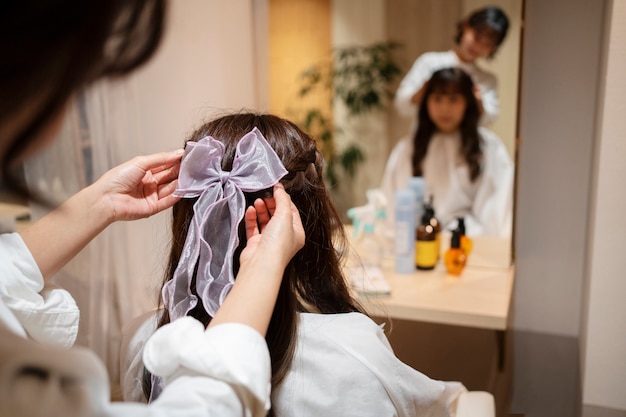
[412,67,483,182]
[0,0,166,193]
[455,6,510,57]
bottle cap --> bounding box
[451,229,461,248]
[457,217,466,235]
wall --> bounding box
[267,0,331,119]
[515,0,626,411]
[581,0,626,411]
[514,0,604,336]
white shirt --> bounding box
[380,128,513,237]
[0,232,79,347]
[0,232,272,417]
[272,313,466,417]
[124,312,466,417]
[395,51,499,127]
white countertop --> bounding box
[355,261,514,330]
[345,225,515,330]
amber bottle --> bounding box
[415,213,438,270]
[423,198,441,260]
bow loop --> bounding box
[162,128,287,321]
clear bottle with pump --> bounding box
[354,222,382,269]
[456,217,473,256]
[444,229,467,275]
[346,192,391,295]
[415,212,438,270]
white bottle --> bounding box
[394,188,416,274]
[406,176,426,228]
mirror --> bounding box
[266,0,522,268]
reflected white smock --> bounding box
[0,232,272,417]
[395,51,499,127]
[380,128,513,237]
[124,312,466,417]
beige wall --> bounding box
[123,0,260,308]
[581,0,626,410]
[268,0,332,120]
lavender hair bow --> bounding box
[162,127,288,321]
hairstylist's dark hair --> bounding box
[145,113,363,407]
[455,6,509,57]
[412,67,483,182]
[0,0,166,190]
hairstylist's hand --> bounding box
[473,84,485,116]
[95,150,183,221]
[210,183,304,334]
[240,183,305,269]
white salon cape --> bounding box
[395,51,499,127]
[123,311,466,417]
[273,313,466,417]
[0,232,271,417]
[381,128,513,237]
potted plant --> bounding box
[290,41,403,188]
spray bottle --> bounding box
[346,190,391,294]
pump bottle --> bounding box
[406,176,425,228]
[444,229,467,275]
[394,188,416,274]
[456,217,473,256]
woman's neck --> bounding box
[436,127,461,135]
[454,47,474,64]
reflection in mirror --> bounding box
[267,0,521,267]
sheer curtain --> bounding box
[23,81,164,386]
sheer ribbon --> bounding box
[162,127,287,321]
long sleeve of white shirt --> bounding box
[0,232,272,417]
[0,232,79,347]
[0,316,272,417]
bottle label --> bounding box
[416,240,438,268]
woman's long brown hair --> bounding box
[143,113,364,410]
[412,67,483,182]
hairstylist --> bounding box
[0,1,305,416]
[394,6,509,127]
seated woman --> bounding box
[381,67,513,237]
[121,112,466,416]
